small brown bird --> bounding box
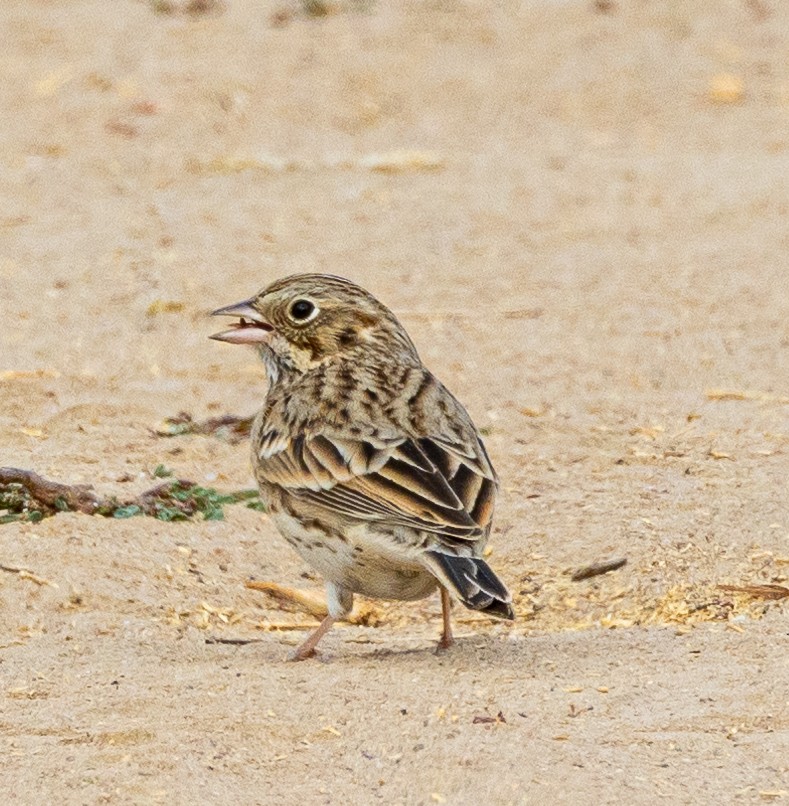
[211,274,513,659]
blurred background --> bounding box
[3,0,787,393]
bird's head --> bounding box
[210,274,419,375]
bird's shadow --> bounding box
[299,632,536,669]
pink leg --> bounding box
[288,615,336,662]
[437,587,454,651]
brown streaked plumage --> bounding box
[211,273,513,659]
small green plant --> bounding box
[141,482,264,522]
[0,483,45,524]
[0,468,265,525]
[113,504,143,519]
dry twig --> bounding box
[246,580,328,618]
[245,579,383,626]
[153,412,254,444]
[705,388,789,404]
[571,558,627,582]
[0,467,100,515]
[718,584,789,600]
[205,636,264,645]
[0,466,261,523]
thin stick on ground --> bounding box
[153,411,254,443]
[718,584,789,600]
[245,579,384,627]
[571,557,628,582]
[0,467,100,515]
[0,466,262,523]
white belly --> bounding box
[269,509,438,601]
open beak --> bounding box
[209,299,274,345]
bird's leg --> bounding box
[288,582,351,661]
[437,587,454,651]
[288,615,336,662]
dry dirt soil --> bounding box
[1,1,788,804]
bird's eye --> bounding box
[289,299,316,322]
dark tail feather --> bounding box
[425,551,515,620]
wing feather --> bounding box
[255,429,496,542]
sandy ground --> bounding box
[2,1,789,803]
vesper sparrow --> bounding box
[211,274,513,659]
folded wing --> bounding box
[255,430,497,542]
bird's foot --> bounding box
[286,614,336,661]
[287,646,320,662]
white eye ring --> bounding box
[288,298,320,323]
